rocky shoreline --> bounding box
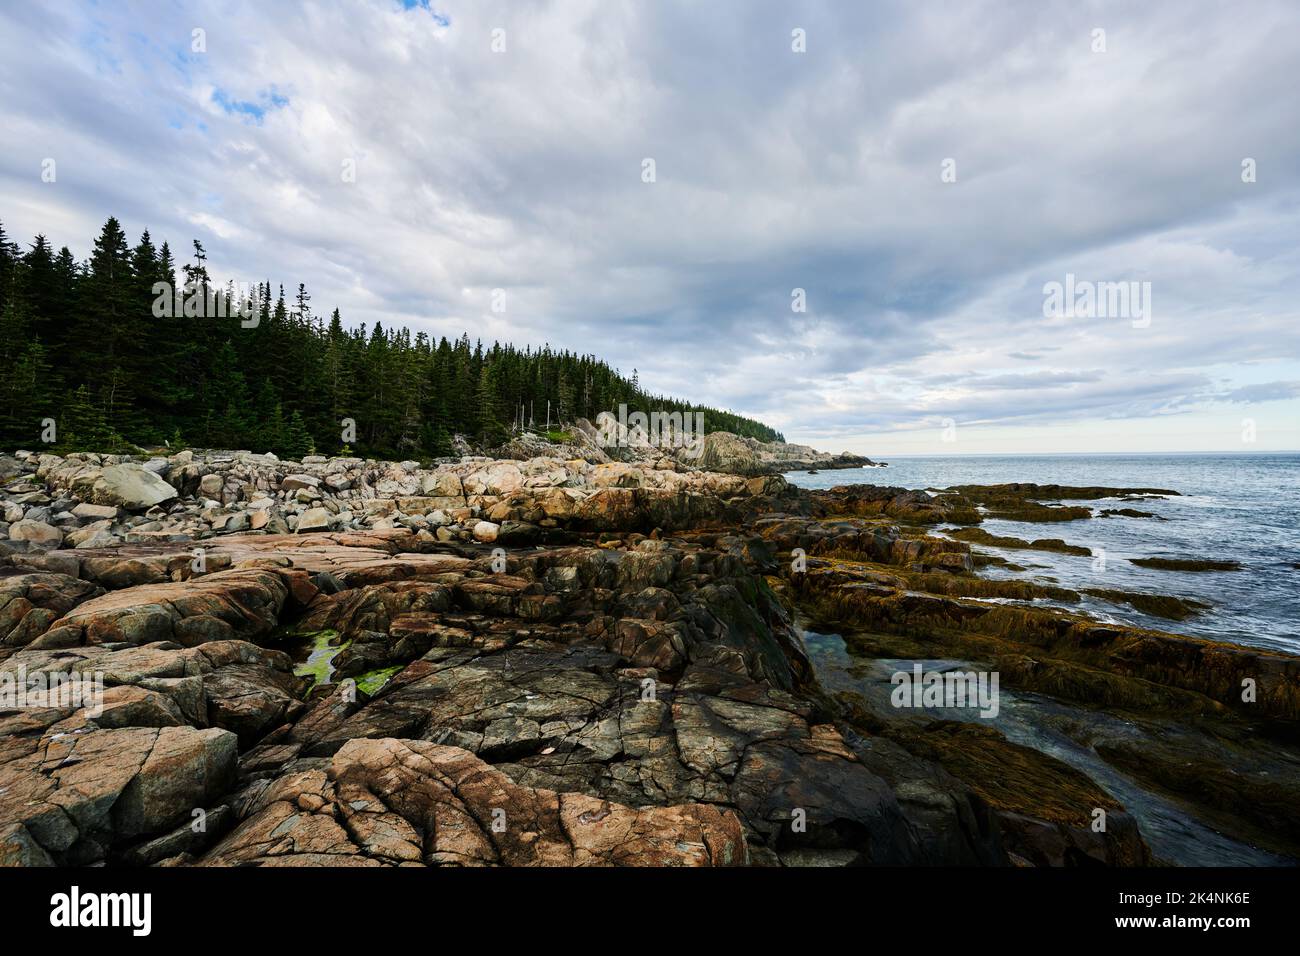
[1,450,1296,867]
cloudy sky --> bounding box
[2,0,1298,455]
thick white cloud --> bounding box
[1,0,1297,454]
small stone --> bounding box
[217,512,250,534]
[72,502,120,521]
[283,475,321,492]
[65,519,114,548]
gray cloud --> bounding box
[1219,381,1300,404]
[1,0,1298,452]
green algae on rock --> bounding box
[355,665,403,695]
[291,629,347,687]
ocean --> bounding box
[784,453,1300,654]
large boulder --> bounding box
[91,464,178,511]
[65,520,116,549]
[281,474,320,492]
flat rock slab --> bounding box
[49,567,290,648]
[200,737,747,867]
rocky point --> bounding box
[0,448,1295,867]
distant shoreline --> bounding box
[804,450,1300,461]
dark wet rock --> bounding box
[201,659,305,746]
[948,483,1179,501]
[1131,557,1242,572]
[754,515,973,568]
[812,485,981,525]
[799,555,1078,604]
[937,484,1178,523]
[945,526,1092,557]
[794,564,1300,722]
[881,722,1148,866]
[1089,719,1300,858]
[120,804,234,866]
[726,725,917,864]
[1083,587,1211,621]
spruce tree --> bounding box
[283,409,314,459]
[59,384,117,451]
[206,341,253,448]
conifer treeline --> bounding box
[0,217,783,459]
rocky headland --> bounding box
[485,420,879,476]
[0,448,1295,867]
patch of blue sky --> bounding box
[400,0,450,27]
[78,22,123,74]
[211,86,289,124]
